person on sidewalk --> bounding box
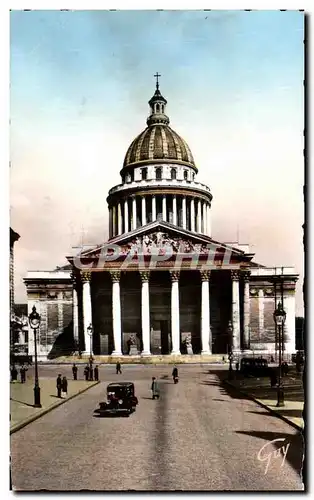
[84,365,89,381]
[116,362,122,375]
[62,376,68,398]
[94,365,99,381]
[72,363,78,381]
[172,366,178,384]
[56,374,62,398]
[20,366,27,383]
[151,377,160,400]
[11,366,18,383]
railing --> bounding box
[108,178,211,195]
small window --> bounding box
[192,173,195,181]
[184,170,188,181]
[156,104,160,113]
[171,168,177,180]
[126,174,131,183]
[156,167,162,180]
[141,168,147,180]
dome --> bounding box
[123,124,196,170]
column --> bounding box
[190,198,195,232]
[152,195,157,221]
[197,199,202,233]
[243,272,251,349]
[170,271,180,355]
[202,202,206,234]
[118,203,122,235]
[110,271,122,355]
[207,204,211,237]
[124,199,129,233]
[172,195,177,226]
[132,197,137,230]
[72,277,79,346]
[231,270,240,351]
[258,288,264,340]
[162,195,167,221]
[283,291,296,353]
[140,272,151,355]
[182,196,187,230]
[200,271,212,354]
[81,271,92,354]
[142,196,147,226]
[109,207,113,239]
[112,205,116,237]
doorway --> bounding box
[160,320,170,354]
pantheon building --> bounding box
[24,80,298,360]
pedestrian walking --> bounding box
[84,365,89,381]
[172,366,178,384]
[72,363,78,380]
[20,365,27,383]
[116,362,122,374]
[89,365,94,381]
[151,377,160,400]
[94,365,99,381]
[56,374,62,398]
[62,376,68,398]
[11,366,18,383]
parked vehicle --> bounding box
[98,382,138,416]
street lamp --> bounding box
[28,306,41,407]
[227,321,234,380]
[273,302,286,407]
[87,323,93,381]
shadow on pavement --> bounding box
[10,398,35,408]
[235,430,303,477]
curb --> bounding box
[10,381,100,435]
[223,380,303,432]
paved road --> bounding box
[11,366,304,491]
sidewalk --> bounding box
[224,371,304,431]
[10,378,99,433]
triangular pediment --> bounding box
[67,221,254,265]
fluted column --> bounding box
[207,204,211,236]
[124,200,129,233]
[258,288,264,341]
[162,195,167,221]
[118,203,122,235]
[109,207,113,239]
[197,199,201,233]
[140,272,151,355]
[142,196,147,226]
[182,196,187,230]
[71,272,79,346]
[243,272,251,349]
[132,197,137,231]
[110,271,122,356]
[170,271,180,355]
[152,195,157,221]
[202,202,206,234]
[231,270,241,351]
[172,195,177,226]
[81,271,92,354]
[190,198,195,232]
[112,205,116,237]
[200,270,212,354]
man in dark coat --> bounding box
[151,377,160,400]
[116,362,122,374]
[172,366,178,383]
[56,374,62,398]
[84,365,89,381]
[72,363,78,380]
[94,365,99,381]
[11,366,18,382]
[62,376,68,397]
[20,366,27,383]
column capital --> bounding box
[140,271,150,282]
[110,271,121,283]
[81,270,92,283]
[200,270,211,281]
[242,270,251,282]
[170,270,180,282]
[231,270,240,281]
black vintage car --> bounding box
[98,382,138,416]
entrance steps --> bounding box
[42,354,227,364]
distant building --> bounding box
[24,81,298,360]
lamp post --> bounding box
[227,320,234,380]
[28,306,41,408]
[87,323,93,381]
[273,302,286,407]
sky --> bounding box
[10,10,304,314]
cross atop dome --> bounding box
[154,72,161,90]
